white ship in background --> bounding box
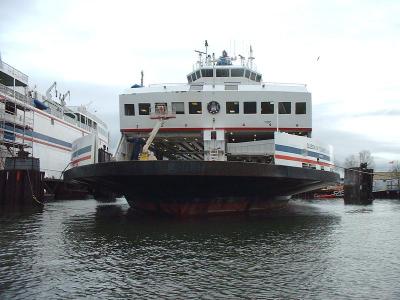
[0,53,109,178]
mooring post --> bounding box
[0,156,44,212]
[344,163,374,205]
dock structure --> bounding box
[0,59,44,211]
[0,155,44,211]
[344,163,374,205]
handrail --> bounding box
[0,82,28,102]
[0,61,29,83]
[147,81,307,87]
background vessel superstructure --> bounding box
[0,56,109,178]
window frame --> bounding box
[201,68,213,77]
[279,102,291,114]
[138,103,151,115]
[295,102,307,114]
[189,102,202,114]
[124,104,135,116]
[231,68,244,77]
[216,68,229,77]
[243,101,257,114]
[172,102,185,114]
[261,101,274,114]
[226,101,239,114]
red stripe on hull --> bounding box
[121,127,312,133]
[274,154,333,167]
[132,199,288,217]
[71,155,92,166]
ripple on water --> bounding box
[0,198,400,299]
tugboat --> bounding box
[65,41,339,216]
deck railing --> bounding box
[0,61,29,84]
[0,83,28,103]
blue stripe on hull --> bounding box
[1,123,72,149]
[275,144,330,161]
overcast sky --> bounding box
[1,0,399,170]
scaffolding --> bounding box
[0,64,34,169]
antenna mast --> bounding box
[248,45,255,69]
[141,70,144,86]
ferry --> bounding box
[65,42,339,216]
[0,53,109,182]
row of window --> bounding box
[64,112,98,129]
[187,68,262,83]
[124,101,307,116]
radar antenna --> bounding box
[194,50,206,67]
[248,45,255,69]
[238,54,245,66]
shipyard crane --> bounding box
[61,90,70,106]
[46,81,57,100]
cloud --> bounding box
[1,0,400,169]
[353,110,400,117]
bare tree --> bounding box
[344,150,375,169]
[344,154,358,168]
[359,150,375,168]
[391,161,400,173]
[391,161,400,190]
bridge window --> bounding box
[201,69,213,77]
[172,102,185,114]
[189,102,202,114]
[124,104,135,116]
[296,102,307,114]
[279,102,291,114]
[81,115,86,124]
[226,101,239,114]
[196,70,201,79]
[256,74,262,82]
[187,75,193,83]
[244,102,257,114]
[250,72,256,81]
[155,103,168,114]
[245,69,251,78]
[216,68,229,77]
[65,112,75,119]
[139,103,150,115]
[231,68,244,77]
[261,102,274,114]
[88,119,92,127]
[191,73,197,81]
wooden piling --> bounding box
[0,157,44,212]
[344,163,374,205]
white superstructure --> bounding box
[116,43,333,171]
[0,56,109,178]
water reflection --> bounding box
[1,199,400,299]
